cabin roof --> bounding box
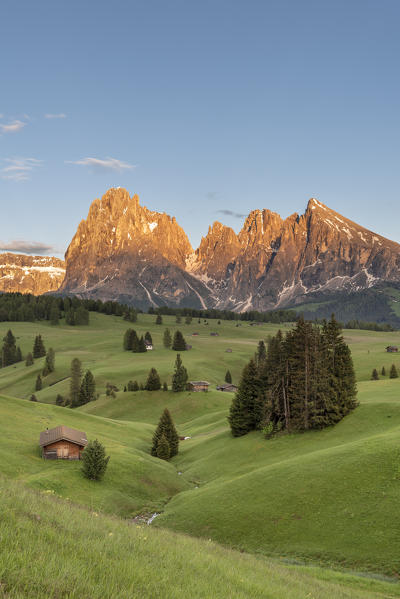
[39,426,88,447]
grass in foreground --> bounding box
[0,478,399,599]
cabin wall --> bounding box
[43,440,84,459]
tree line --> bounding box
[229,315,358,437]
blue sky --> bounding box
[1,0,399,257]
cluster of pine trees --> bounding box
[229,316,358,437]
[1,329,22,367]
[148,305,298,324]
[123,329,152,352]
[151,409,179,461]
[371,364,398,380]
[68,358,96,407]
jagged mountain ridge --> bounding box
[0,253,65,296]
[58,188,400,311]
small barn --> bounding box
[216,383,238,393]
[40,426,88,460]
[386,346,398,353]
[187,381,210,392]
[210,332,219,337]
[192,332,199,336]
[145,340,153,350]
[225,348,233,353]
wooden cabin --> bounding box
[225,348,233,353]
[187,381,210,392]
[210,332,219,337]
[216,383,238,393]
[40,426,88,460]
[386,346,398,353]
[145,340,153,350]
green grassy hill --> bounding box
[1,312,400,592]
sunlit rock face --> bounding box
[59,189,400,310]
[0,253,65,295]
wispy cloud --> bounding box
[1,158,42,182]
[216,209,247,219]
[45,113,67,119]
[66,156,136,172]
[0,120,26,134]
[0,240,57,255]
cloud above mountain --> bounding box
[0,120,26,134]
[0,240,58,255]
[66,157,136,172]
[0,158,42,182]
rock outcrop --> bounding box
[59,189,400,310]
[0,253,65,295]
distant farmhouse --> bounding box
[187,381,210,392]
[216,383,238,393]
[145,340,153,350]
[386,346,398,353]
[40,426,88,460]
[210,332,219,337]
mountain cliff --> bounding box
[59,189,400,311]
[0,253,65,295]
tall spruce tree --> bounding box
[70,358,82,407]
[145,368,161,391]
[163,328,172,349]
[171,353,188,392]
[156,434,170,460]
[1,329,17,367]
[138,336,147,352]
[228,358,263,436]
[381,366,386,376]
[33,335,46,359]
[123,329,137,351]
[225,370,232,384]
[145,331,153,344]
[35,374,42,391]
[156,314,163,325]
[371,368,379,380]
[42,348,55,376]
[390,364,398,379]
[78,370,96,405]
[151,408,179,457]
[25,352,34,367]
[172,330,187,351]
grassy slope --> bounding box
[2,314,400,578]
[1,478,399,599]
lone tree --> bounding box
[225,370,232,384]
[30,394,38,402]
[156,314,163,325]
[151,408,179,458]
[35,374,43,391]
[33,335,46,359]
[381,366,386,376]
[145,368,161,391]
[79,370,96,405]
[371,368,379,380]
[163,328,172,349]
[156,434,170,460]
[81,439,110,481]
[172,330,187,351]
[172,353,188,392]
[70,358,82,407]
[1,329,17,367]
[42,348,55,376]
[25,353,34,367]
[390,364,399,379]
[145,331,153,344]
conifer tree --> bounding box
[145,331,153,344]
[156,434,170,460]
[256,340,267,365]
[123,329,137,351]
[70,358,82,407]
[371,368,379,380]
[176,315,182,324]
[163,382,168,391]
[78,370,96,405]
[42,348,55,376]
[172,330,187,351]
[225,370,232,384]
[81,439,110,481]
[382,366,386,376]
[172,353,188,392]
[25,352,34,366]
[33,335,46,359]
[228,359,262,436]
[56,394,64,406]
[131,333,140,353]
[139,383,144,390]
[138,336,147,352]
[145,368,161,391]
[1,329,17,367]
[30,394,38,402]
[151,408,179,457]
[390,364,398,379]
[35,374,42,391]
[133,380,139,391]
[156,314,163,325]
[16,346,22,362]
[163,328,172,349]
[75,306,89,325]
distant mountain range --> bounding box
[2,187,400,320]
